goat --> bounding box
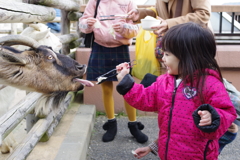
[0,24,64,153]
[1,23,62,117]
[0,34,94,154]
[0,34,94,114]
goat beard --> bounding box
[34,91,69,116]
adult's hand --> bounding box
[151,17,168,36]
[127,9,139,22]
[134,146,151,159]
[112,23,123,33]
[86,17,97,27]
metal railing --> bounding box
[211,5,240,44]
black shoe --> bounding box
[102,118,117,142]
[128,121,148,143]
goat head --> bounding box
[1,45,94,93]
[0,35,94,115]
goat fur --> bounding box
[15,23,62,53]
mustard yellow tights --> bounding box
[101,81,136,121]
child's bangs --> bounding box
[161,27,182,57]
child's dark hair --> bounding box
[161,22,222,102]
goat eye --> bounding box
[47,55,53,60]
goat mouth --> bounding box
[73,78,94,87]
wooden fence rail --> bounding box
[0,1,55,23]
[0,0,82,159]
[0,92,42,145]
[5,94,72,160]
[23,0,81,12]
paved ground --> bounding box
[87,116,240,160]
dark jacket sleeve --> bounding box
[140,73,158,88]
[116,74,135,95]
[192,104,220,133]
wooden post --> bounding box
[59,33,79,44]
[11,24,17,35]
[61,10,71,55]
[26,113,39,132]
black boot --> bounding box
[128,121,148,143]
[102,118,117,142]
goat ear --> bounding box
[0,51,27,65]
[33,28,50,41]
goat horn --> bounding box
[0,35,40,49]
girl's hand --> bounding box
[127,9,139,22]
[133,147,151,159]
[112,23,123,33]
[198,110,212,126]
[116,62,130,82]
[151,16,168,36]
[87,17,97,27]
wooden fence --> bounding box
[0,0,83,159]
[0,0,83,55]
[0,90,72,159]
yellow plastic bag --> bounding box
[131,27,161,80]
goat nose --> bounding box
[76,64,86,71]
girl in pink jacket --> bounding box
[116,22,237,160]
[79,0,148,143]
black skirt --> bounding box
[87,42,130,81]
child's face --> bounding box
[162,51,179,75]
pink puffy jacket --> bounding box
[118,69,236,160]
[79,0,138,48]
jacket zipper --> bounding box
[204,140,212,160]
[165,77,178,160]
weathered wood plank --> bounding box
[59,33,79,44]
[23,0,81,12]
[0,92,42,144]
[5,94,73,159]
[69,38,83,49]
[6,114,54,160]
[0,1,55,23]
[41,94,72,141]
[68,11,83,21]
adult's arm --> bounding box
[166,0,211,28]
